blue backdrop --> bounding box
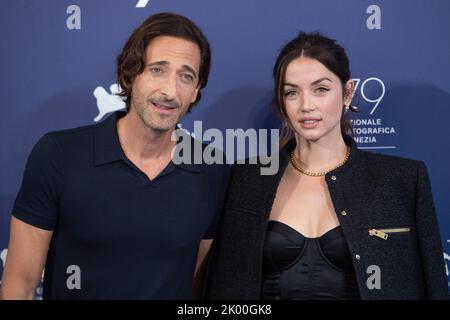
[1,0,449,294]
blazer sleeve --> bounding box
[415,161,449,299]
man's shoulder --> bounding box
[196,139,231,178]
[29,122,95,153]
[178,132,230,168]
[29,122,103,164]
[44,122,98,144]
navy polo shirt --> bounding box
[12,112,230,299]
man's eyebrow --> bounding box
[180,65,198,79]
[146,61,198,79]
[311,77,332,85]
[146,61,169,67]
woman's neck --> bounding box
[293,133,348,173]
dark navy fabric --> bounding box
[13,111,230,299]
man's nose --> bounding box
[159,72,177,100]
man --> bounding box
[1,13,229,299]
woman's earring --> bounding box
[344,104,358,112]
[349,104,358,112]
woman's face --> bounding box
[283,56,352,144]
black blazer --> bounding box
[206,136,449,300]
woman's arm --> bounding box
[414,161,449,299]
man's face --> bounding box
[130,36,201,132]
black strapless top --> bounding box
[261,220,360,300]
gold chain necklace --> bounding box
[289,146,350,177]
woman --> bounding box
[205,32,448,299]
